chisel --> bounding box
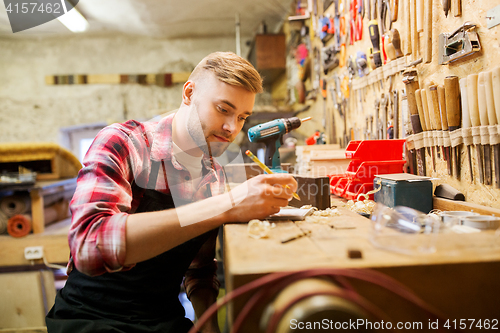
[438,84,452,176]
[403,70,426,175]
[467,73,484,184]
[420,87,435,170]
[492,67,500,188]
[429,85,444,163]
[477,72,491,185]
[460,77,474,183]
[423,0,432,63]
[484,71,497,186]
[444,76,461,179]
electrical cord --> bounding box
[187,268,461,333]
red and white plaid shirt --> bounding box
[68,112,225,297]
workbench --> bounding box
[223,198,500,332]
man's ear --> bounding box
[182,81,194,105]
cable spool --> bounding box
[260,278,370,333]
[0,194,30,217]
[7,214,32,238]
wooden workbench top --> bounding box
[224,206,500,276]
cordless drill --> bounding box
[248,117,311,173]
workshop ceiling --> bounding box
[0,0,294,38]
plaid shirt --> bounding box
[68,112,225,297]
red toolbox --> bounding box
[328,140,406,200]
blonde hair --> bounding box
[189,52,263,93]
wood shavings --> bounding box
[298,206,341,223]
[247,219,276,239]
[346,200,376,214]
[281,229,311,243]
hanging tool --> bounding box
[453,0,461,17]
[393,89,399,139]
[429,85,444,165]
[492,67,500,188]
[423,0,432,63]
[368,0,382,68]
[410,0,418,60]
[403,69,426,176]
[422,86,436,171]
[444,76,461,179]
[478,72,492,185]
[391,0,398,22]
[443,0,450,17]
[380,93,389,139]
[460,77,474,183]
[467,73,484,184]
[437,85,452,176]
[438,22,481,65]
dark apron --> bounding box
[46,160,217,333]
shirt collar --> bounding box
[150,112,221,177]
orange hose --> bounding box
[7,214,32,238]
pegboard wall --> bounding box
[286,0,500,208]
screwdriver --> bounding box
[369,20,382,68]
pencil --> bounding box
[245,150,301,201]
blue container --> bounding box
[373,174,433,213]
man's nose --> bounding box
[222,117,238,134]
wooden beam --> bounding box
[433,197,500,217]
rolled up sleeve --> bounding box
[68,126,144,276]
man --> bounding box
[46,52,297,333]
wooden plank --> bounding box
[0,271,55,329]
[0,220,70,267]
[0,328,47,333]
[433,197,500,217]
[29,189,44,234]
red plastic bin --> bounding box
[329,140,406,200]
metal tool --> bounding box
[460,77,474,183]
[380,93,389,139]
[444,76,462,179]
[443,0,450,17]
[393,89,399,138]
[478,72,493,185]
[368,0,382,68]
[403,69,426,176]
[492,67,500,188]
[421,87,436,171]
[437,84,452,176]
[467,73,484,184]
[438,22,481,65]
[248,117,311,172]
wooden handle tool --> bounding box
[390,29,404,58]
[411,0,418,59]
[392,0,399,22]
[493,67,500,123]
[406,0,412,55]
[424,0,432,63]
[421,88,432,131]
[468,73,484,183]
[438,85,448,130]
[415,89,428,131]
[477,72,490,126]
[444,77,461,179]
[429,85,443,130]
[460,77,474,182]
[444,76,461,131]
[478,72,493,185]
[484,71,498,126]
[467,74,480,127]
[490,67,500,188]
[453,0,461,16]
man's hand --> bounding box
[225,174,298,222]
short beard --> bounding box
[186,102,230,157]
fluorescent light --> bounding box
[57,4,89,33]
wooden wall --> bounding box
[287,0,500,208]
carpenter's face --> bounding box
[186,74,255,157]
